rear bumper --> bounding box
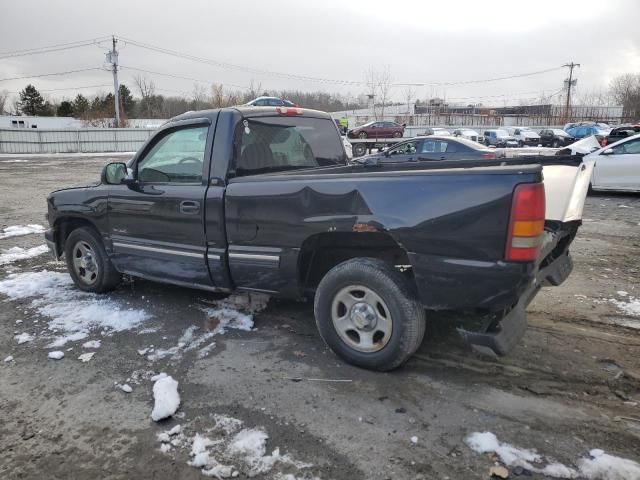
[456,249,573,356]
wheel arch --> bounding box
[53,216,101,257]
[297,231,415,295]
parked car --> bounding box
[585,134,640,192]
[358,136,499,163]
[347,121,404,139]
[422,127,452,137]
[506,127,541,147]
[602,125,640,146]
[245,96,298,107]
[452,129,482,143]
[483,129,518,147]
[539,129,576,148]
[566,125,610,146]
[44,106,592,370]
[563,121,610,131]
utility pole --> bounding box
[563,62,579,122]
[107,36,121,128]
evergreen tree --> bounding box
[18,84,47,116]
[72,94,89,116]
[118,84,136,117]
[57,101,74,117]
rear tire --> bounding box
[352,143,367,157]
[64,227,122,293]
[314,258,426,371]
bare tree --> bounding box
[0,90,9,115]
[192,84,208,110]
[364,66,393,120]
[610,74,640,119]
[210,83,226,108]
[247,79,262,100]
[133,75,156,99]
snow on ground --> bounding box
[0,245,48,265]
[48,351,64,360]
[0,270,149,347]
[156,410,313,479]
[146,293,270,362]
[82,340,101,349]
[465,431,640,479]
[610,296,640,318]
[151,374,180,421]
[0,224,46,240]
[14,332,34,344]
[4,355,14,362]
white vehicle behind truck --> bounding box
[506,127,541,147]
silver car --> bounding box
[584,134,640,192]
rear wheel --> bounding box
[64,227,121,293]
[314,258,426,371]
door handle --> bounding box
[180,200,200,214]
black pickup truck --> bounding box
[44,107,594,370]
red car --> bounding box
[348,121,404,139]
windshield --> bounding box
[553,130,568,136]
[358,121,375,128]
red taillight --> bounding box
[483,152,497,160]
[276,107,303,116]
[505,183,545,262]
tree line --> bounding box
[1,78,361,126]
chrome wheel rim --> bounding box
[72,241,99,285]
[331,285,392,353]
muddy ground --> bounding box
[0,154,639,480]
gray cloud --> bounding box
[1,0,638,105]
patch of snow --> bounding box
[82,339,101,349]
[48,331,88,348]
[151,375,180,421]
[410,436,418,444]
[0,270,149,345]
[0,224,45,240]
[466,432,640,480]
[48,351,64,360]
[0,245,48,265]
[120,384,133,393]
[212,414,243,435]
[14,332,34,344]
[610,297,640,318]
[200,292,270,335]
[578,449,640,480]
[78,352,95,362]
[4,355,14,362]
[617,291,628,297]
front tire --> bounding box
[358,132,368,139]
[64,227,122,293]
[393,131,402,138]
[314,258,426,371]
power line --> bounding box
[119,65,250,90]
[0,67,105,82]
[12,84,111,94]
[0,37,111,60]
[118,35,564,88]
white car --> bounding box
[584,134,640,192]
[505,127,541,147]
[453,129,482,143]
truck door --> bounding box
[108,119,215,288]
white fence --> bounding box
[0,128,157,154]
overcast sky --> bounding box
[1,0,639,107]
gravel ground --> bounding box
[0,154,639,480]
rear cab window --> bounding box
[232,116,347,177]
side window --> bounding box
[514,129,520,135]
[137,126,207,184]
[445,142,458,153]
[234,117,346,176]
[421,140,446,154]
[612,139,640,155]
[388,142,417,156]
[267,98,283,106]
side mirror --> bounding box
[384,150,392,157]
[101,162,129,185]
[602,148,614,155]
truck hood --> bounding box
[50,182,100,195]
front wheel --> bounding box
[358,132,368,139]
[314,258,426,371]
[393,131,402,138]
[64,227,122,293]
